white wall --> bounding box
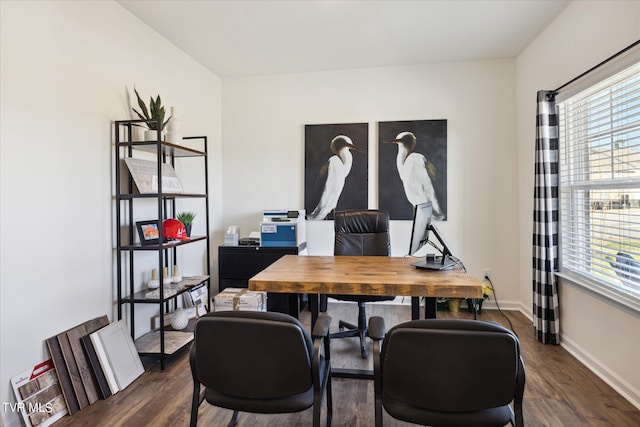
[222,61,520,298]
[516,0,640,409]
[0,2,222,426]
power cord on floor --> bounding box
[484,275,517,336]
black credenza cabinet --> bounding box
[218,245,304,317]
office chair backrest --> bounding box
[381,319,520,412]
[334,210,390,256]
[195,311,314,399]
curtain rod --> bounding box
[553,39,640,93]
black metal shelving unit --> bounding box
[114,119,211,370]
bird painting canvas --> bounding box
[379,120,447,220]
[305,123,368,220]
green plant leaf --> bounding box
[133,88,150,120]
[132,88,170,130]
[176,211,196,225]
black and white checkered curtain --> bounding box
[533,90,560,345]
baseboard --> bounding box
[514,304,640,410]
[560,334,640,410]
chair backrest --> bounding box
[334,210,390,256]
[380,319,521,412]
[194,311,314,399]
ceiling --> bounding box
[118,0,570,78]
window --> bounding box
[558,62,640,309]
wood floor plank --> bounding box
[53,304,640,426]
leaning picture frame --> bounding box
[135,220,161,245]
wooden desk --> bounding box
[249,255,483,326]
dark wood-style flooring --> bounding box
[55,302,640,426]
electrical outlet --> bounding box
[482,268,491,279]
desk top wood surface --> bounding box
[249,255,483,299]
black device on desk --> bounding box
[409,202,457,270]
[239,237,259,246]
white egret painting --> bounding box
[379,120,447,220]
[305,123,368,220]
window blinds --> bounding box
[558,62,640,301]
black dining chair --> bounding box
[328,209,394,358]
[189,311,333,427]
[369,317,525,427]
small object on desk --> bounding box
[224,233,239,246]
[224,226,240,245]
[239,237,260,246]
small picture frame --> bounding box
[136,220,161,245]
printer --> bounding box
[260,210,306,248]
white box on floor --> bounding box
[213,288,267,311]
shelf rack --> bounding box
[114,119,210,369]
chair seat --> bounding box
[383,393,514,427]
[205,387,314,414]
[204,354,330,414]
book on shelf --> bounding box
[183,281,208,317]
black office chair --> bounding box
[369,317,525,427]
[189,311,333,427]
[328,209,394,358]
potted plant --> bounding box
[176,211,196,237]
[132,87,171,140]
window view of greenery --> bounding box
[559,62,640,303]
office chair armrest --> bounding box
[368,316,386,341]
[312,313,332,339]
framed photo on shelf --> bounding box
[135,220,161,245]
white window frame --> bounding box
[557,61,640,312]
